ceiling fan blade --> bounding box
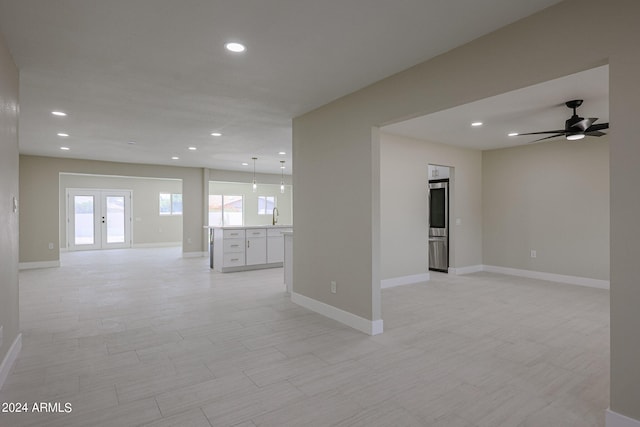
[518,130,566,136]
[528,133,565,143]
[586,122,609,132]
[571,117,598,132]
[585,131,606,137]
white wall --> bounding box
[209,181,293,226]
[380,132,482,281]
[59,174,183,248]
[482,138,609,280]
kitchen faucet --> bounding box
[272,206,279,225]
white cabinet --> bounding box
[213,228,246,269]
[246,229,267,265]
[267,236,284,263]
[209,226,290,272]
[267,227,291,263]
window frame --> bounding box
[209,194,244,226]
[257,195,276,215]
[159,192,183,216]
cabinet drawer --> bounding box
[223,229,245,239]
[223,252,245,267]
[267,228,291,237]
[223,239,244,253]
[246,228,266,238]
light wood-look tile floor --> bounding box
[0,248,609,426]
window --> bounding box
[160,193,182,215]
[258,196,276,215]
[209,195,243,226]
[171,193,182,215]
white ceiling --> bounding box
[383,65,609,150]
[0,0,564,174]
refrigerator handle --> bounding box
[427,186,430,228]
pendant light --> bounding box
[280,160,286,194]
[251,157,258,192]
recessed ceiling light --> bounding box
[241,162,249,166]
[171,156,179,160]
[211,132,222,137]
[57,133,69,137]
[471,122,483,127]
[51,111,67,116]
[188,146,197,151]
[60,146,70,150]
[278,151,286,155]
[224,42,246,53]
[508,132,519,137]
[127,141,136,144]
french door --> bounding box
[67,189,132,250]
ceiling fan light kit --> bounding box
[517,99,609,143]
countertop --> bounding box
[203,225,293,229]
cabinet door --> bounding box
[267,236,284,263]
[246,237,267,265]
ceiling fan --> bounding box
[517,99,609,142]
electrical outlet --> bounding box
[187,238,192,244]
[530,250,537,258]
[48,242,54,250]
[330,281,337,294]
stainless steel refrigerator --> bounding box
[428,180,448,272]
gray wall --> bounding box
[20,155,205,263]
[59,174,183,248]
[293,0,640,420]
[380,132,482,280]
[0,31,19,377]
[483,139,609,280]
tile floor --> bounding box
[0,248,609,426]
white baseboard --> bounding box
[483,265,609,289]
[381,273,430,289]
[0,333,22,390]
[18,261,60,270]
[291,292,383,336]
[132,242,182,249]
[449,265,484,275]
[607,409,640,427]
[182,251,207,258]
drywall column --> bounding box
[0,30,20,387]
[609,44,640,422]
[293,109,379,332]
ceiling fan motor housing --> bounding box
[565,99,585,132]
[566,115,584,130]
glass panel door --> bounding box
[69,190,101,250]
[67,189,132,250]
[101,191,131,248]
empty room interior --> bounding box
[1,1,640,427]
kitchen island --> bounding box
[204,225,293,273]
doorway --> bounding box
[67,189,132,250]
